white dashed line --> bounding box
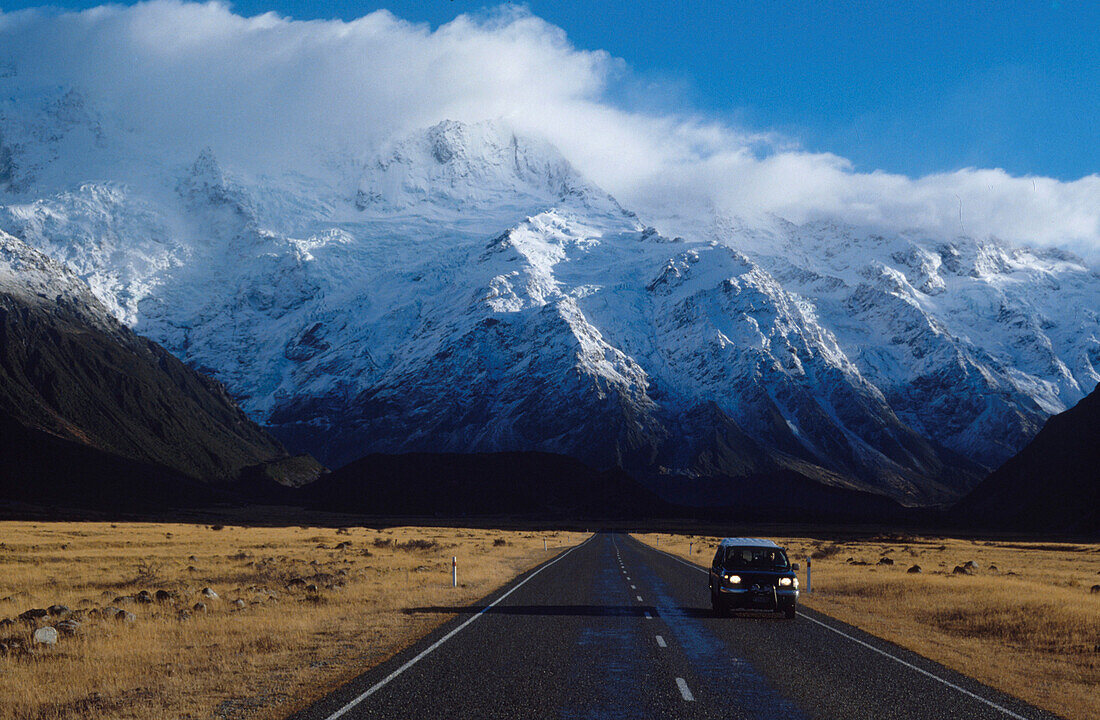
[676,677,695,702]
[630,584,636,589]
[644,612,652,619]
[638,536,1031,720]
[655,635,667,648]
[636,595,643,602]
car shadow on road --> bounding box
[665,607,791,621]
[404,604,660,617]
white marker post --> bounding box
[806,556,812,594]
[689,542,692,556]
[544,539,547,551]
[452,556,457,588]
[656,537,659,546]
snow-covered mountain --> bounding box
[0,229,295,481]
[702,217,1100,469]
[3,84,1098,505]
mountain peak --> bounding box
[355,119,627,222]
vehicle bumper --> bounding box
[717,587,799,610]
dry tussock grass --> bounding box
[633,531,1100,720]
[0,521,586,720]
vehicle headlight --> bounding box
[779,577,793,587]
[726,574,741,584]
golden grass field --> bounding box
[0,521,587,720]
[633,530,1100,720]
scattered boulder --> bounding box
[1090,585,1100,594]
[155,590,175,603]
[877,557,894,565]
[201,587,219,599]
[56,620,81,636]
[114,610,137,623]
[135,590,153,604]
[989,564,999,572]
[305,584,319,593]
[963,561,979,570]
[0,639,26,656]
[335,541,352,550]
[907,565,922,574]
[193,602,207,613]
[33,626,58,645]
[231,599,246,609]
[47,604,70,617]
[113,595,135,605]
[952,565,972,575]
[18,608,48,622]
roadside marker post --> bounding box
[452,556,457,588]
[544,539,547,551]
[689,542,692,556]
[806,557,812,594]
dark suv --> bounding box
[709,538,799,618]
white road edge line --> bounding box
[676,677,695,702]
[797,613,1030,720]
[655,635,667,648]
[323,535,594,720]
[638,536,1032,720]
[636,595,644,602]
[644,612,653,619]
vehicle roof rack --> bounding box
[718,537,781,548]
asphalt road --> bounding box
[293,532,1063,720]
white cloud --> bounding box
[2,1,1099,260]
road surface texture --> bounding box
[294,532,1063,720]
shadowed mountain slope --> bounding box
[0,230,302,483]
[953,386,1100,533]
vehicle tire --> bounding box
[784,604,797,619]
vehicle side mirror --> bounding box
[792,563,800,571]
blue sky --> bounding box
[4,0,1097,180]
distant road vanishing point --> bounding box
[292,533,1061,720]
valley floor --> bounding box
[0,520,586,720]
[632,530,1100,720]
[2,517,1096,720]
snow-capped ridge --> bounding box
[355,119,630,224]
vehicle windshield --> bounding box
[720,546,790,571]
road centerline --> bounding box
[629,533,1040,720]
[676,677,695,702]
